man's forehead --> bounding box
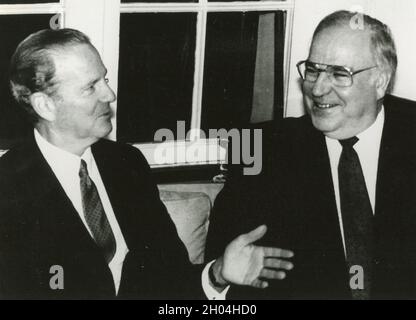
[51,44,105,83]
[308,25,373,67]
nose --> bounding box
[311,71,333,97]
[100,80,117,103]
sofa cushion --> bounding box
[159,189,211,264]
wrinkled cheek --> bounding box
[56,114,73,130]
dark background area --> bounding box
[0,14,55,149]
[117,13,196,143]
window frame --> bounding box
[118,1,295,168]
[0,2,63,15]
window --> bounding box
[0,1,63,149]
[116,0,294,167]
[202,10,286,131]
[0,0,294,168]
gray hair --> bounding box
[9,28,92,122]
[312,10,397,93]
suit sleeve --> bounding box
[205,123,284,262]
[0,171,39,299]
[118,145,205,299]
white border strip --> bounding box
[121,1,293,13]
[0,3,63,15]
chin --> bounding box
[310,116,339,134]
[96,123,113,138]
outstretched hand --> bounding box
[211,225,294,290]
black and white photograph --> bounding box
[0,0,415,304]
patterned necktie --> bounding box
[338,137,373,300]
[79,159,116,264]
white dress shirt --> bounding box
[34,129,129,294]
[325,107,385,255]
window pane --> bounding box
[201,11,286,131]
[0,14,57,149]
[118,13,196,143]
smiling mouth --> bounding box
[313,103,340,110]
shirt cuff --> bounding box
[202,260,230,300]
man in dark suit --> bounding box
[0,28,294,299]
[206,10,416,299]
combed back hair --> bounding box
[312,10,397,93]
[9,28,92,122]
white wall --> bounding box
[65,0,120,140]
[286,0,416,117]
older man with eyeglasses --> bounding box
[205,10,416,299]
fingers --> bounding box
[247,257,293,290]
[251,279,269,289]
[251,257,293,289]
[264,258,294,271]
[263,247,294,259]
[251,269,287,288]
[259,268,287,280]
[238,225,268,246]
[250,265,289,289]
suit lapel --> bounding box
[17,138,97,253]
[17,138,115,296]
[297,120,344,253]
[372,104,416,297]
[374,106,411,236]
[375,111,402,240]
[292,120,349,297]
[91,141,145,251]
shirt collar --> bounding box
[355,106,385,147]
[34,129,94,177]
[325,106,385,149]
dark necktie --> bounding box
[79,159,116,264]
[338,137,373,300]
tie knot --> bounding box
[339,136,359,148]
[79,159,89,178]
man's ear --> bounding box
[375,69,390,100]
[29,92,57,122]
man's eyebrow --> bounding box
[83,68,108,88]
[308,61,349,70]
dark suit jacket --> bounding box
[206,94,416,299]
[0,137,203,299]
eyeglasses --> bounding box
[296,60,377,87]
